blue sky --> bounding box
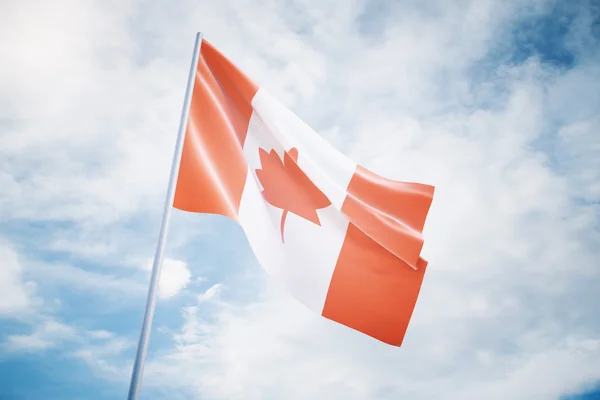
[1,0,599,399]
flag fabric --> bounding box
[174,39,435,346]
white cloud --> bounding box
[0,0,180,226]
[4,318,77,351]
[4,316,131,381]
[70,335,132,381]
[556,117,600,202]
[88,330,115,340]
[144,258,192,299]
[5,334,50,351]
[0,242,37,316]
[144,275,600,400]
[32,261,147,299]
[197,283,223,303]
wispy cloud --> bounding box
[4,316,133,381]
[31,262,146,298]
[197,283,223,303]
[4,318,77,351]
[0,241,40,317]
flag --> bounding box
[173,39,435,346]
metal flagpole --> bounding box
[126,31,203,400]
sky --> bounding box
[0,0,599,399]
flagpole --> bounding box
[126,31,203,400]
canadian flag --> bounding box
[174,39,435,346]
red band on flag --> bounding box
[342,166,434,269]
[174,40,259,218]
[323,222,428,346]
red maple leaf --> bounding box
[255,147,332,242]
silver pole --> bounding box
[126,31,203,400]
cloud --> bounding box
[143,258,192,299]
[0,242,38,316]
[4,318,77,351]
[30,261,147,303]
[87,330,116,340]
[4,315,132,381]
[0,0,181,226]
[70,335,133,381]
[197,283,223,303]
